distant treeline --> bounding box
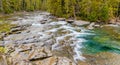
[0,0,120,22]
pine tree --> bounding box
[0,0,119,22]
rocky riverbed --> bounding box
[0,12,88,65]
[0,11,120,65]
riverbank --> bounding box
[0,11,79,65]
[0,11,120,65]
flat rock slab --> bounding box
[0,55,8,65]
[2,12,84,65]
[73,20,90,26]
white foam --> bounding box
[13,12,94,62]
[32,23,42,27]
[57,21,67,25]
[49,23,90,62]
[73,38,86,62]
[49,21,67,25]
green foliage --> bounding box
[0,0,44,13]
[0,0,120,22]
[88,11,98,22]
[0,47,6,53]
[0,21,14,33]
[2,0,13,13]
[78,0,120,22]
[99,5,109,22]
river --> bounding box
[0,12,120,65]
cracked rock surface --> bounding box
[1,12,86,65]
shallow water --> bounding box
[78,26,120,54]
[0,12,120,65]
[77,26,120,65]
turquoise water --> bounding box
[77,26,120,54]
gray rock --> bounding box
[73,20,90,26]
[2,12,81,65]
[4,41,15,45]
[10,27,23,33]
[57,18,66,21]
[28,47,52,61]
[17,44,34,52]
[94,24,100,28]
[116,22,120,26]
[40,21,46,24]
[88,22,95,29]
[33,56,76,65]
[48,16,56,19]
[109,19,116,24]
[57,57,76,65]
[0,55,8,65]
[0,44,4,47]
[0,41,3,44]
[40,19,48,24]
[67,20,74,24]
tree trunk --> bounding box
[73,6,76,20]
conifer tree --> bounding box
[0,0,119,22]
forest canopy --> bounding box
[0,0,120,22]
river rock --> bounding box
[87,22,95,29]
[67,20,74,24]
[57,18,66,21]
[8,56,76,65]
[44,39,55,49]
[0,41,3,44]
[116,22,120,26]
[15,61,32,65]
[0,55,8,65]
[93,24,101,28]
[32,56,76,65]
[57,57,76,65]
[73,20,90,26]
[5,43,16,53]
[40,19,48,24]
[28,47,52,61]
[2,12,84,65]
[109,19,116,24]
[17,44,34,52]
[0,44,4,47]
[48,16,56,19]
[40,21,46,24]
[10,27,24,33]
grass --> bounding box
[0,47,6,53]
[0,20,15,53]
[0,20,16,33]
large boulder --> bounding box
[109,19,116,24]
